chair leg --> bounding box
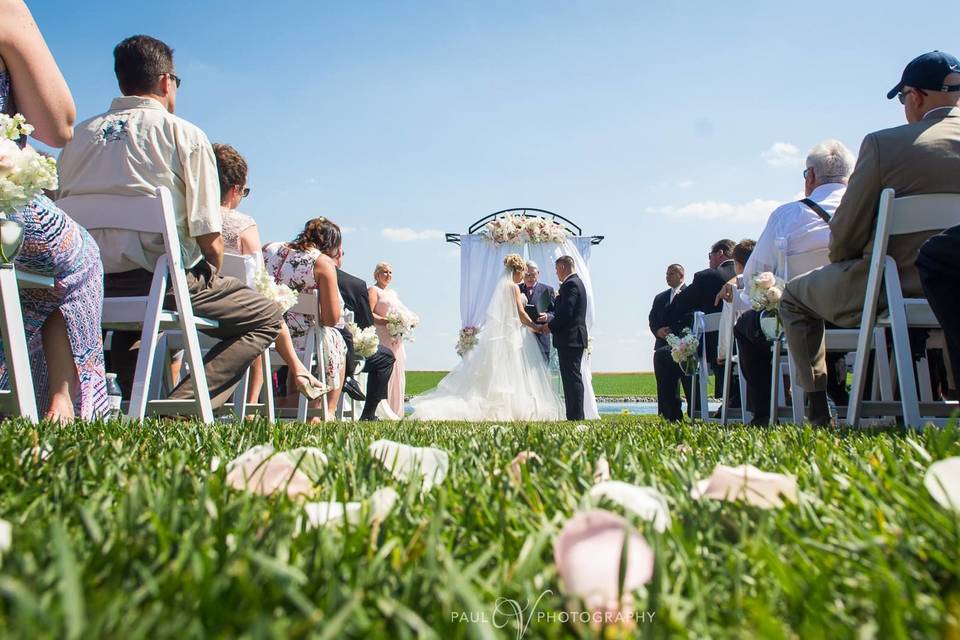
[769,337,781,426]
[889,317,922,428]
[232,368,249,420]
[846,321,878,428]
[0,267,38,422]
[129,272,167,422]
[297,329,317,423]
[721,349,733,425]
[260,347,275,422]
[917,355,934,403]
[737,362,752,424]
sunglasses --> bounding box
[240,186,250,198]
[897,88,926,105]
[161,72,182,88]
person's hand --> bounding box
[655,327,670,339]
[715,282,736,306]
[537,313,549,323]
[539,325,551,335]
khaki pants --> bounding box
[105,262,282,408]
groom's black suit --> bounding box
[548,273,588,420]
[337,268,395,420]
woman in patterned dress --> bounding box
[213,143,325,407]
[368,262,408,416]
[0,2,108,422]
[262,217,347,419]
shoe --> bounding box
[806,391,834,427]
[295,373,328,401]
[343,377,366,402]
[359,415,380,422]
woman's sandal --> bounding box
[295,373,329,400]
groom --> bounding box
[539,256,588,420]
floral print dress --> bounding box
[261,241,346,387]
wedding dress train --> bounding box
[409,274,565,421]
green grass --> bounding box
[407,371,714,398]
[0,416,958,638]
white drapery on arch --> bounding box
[459,235,599,419]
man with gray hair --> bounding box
[519,260,556,362]
[725,139,855,424]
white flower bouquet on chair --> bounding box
[386,308,419,342]
[666,328,699,376]
[251,263,299,313]
[347,322,379,358]
[749,271,785,340]
[0,113,58,262]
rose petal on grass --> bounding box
[300,488,399,531]
[587,481,671,532]
[209,456,221,472]
[593,457,611,483]
[925,457,960,512]
[225,445,314,499]
[508,451,541,485]
[690,464,798,509]
[0,518,10,552]
[554,509,653,620]
[369,439,449,491]
[285,447,328,482]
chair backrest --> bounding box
[57,186,186,273]
[220,252,257,287]
[773,236,830,280]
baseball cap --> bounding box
[887,50,960,99]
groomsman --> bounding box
[648,264,685,350]
[519,260,555,362]
[540,256,589,420]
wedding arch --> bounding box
[446,208,604,419]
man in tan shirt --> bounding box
[780,51,960,425]
[58,35,281,408]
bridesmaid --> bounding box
[368,262,407,416]
[0,0,107,422]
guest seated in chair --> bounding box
[262,217,346,419]
[780,51,960,425]
[0,0,108,423]
[723,140,854,424]
[653,239,736,421]
[213,142,324,408]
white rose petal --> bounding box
[0,518,10,552]
[691,464,798,509]
[225,444,314,499]
[593,457,611,483]
[508,451,542,485]
[587,481,671,533]
[369,439,449,491]
[210,456,221,472]
[300,487,399,532]
[925,457,960,512]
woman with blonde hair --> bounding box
[409,253,564,421]
[368,261,409,415]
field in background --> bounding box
[1,417,957,637]
[407,371,716,398]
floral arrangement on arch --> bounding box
[455,326,479,356]
[0,113,58,216]
[479,214,570,245]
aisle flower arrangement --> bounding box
[347,322,380,358]
[455,325,480,356]
[252,263,299,313]
[386,308,419,342]
[666,328,699,374]
[0,113,58,216]
[480,214,570,245]
[749,271,786,339]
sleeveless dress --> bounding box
[220,207,256,254]
[372,286,407,415]
[261,241,346,387]
[0,70,108,418]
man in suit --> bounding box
[336,265,396,421]
[519,260,555,362]
[917,225,960,395]
[540,256,588,420]
[781,51,960,425]
[649,264,685,350]
[653,240,736,420]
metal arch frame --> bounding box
[445,207,604,245]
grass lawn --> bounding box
[1,416,958,637]
[407,371,715,398]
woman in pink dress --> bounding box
[368,262,407,415]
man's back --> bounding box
[830,107,960,296]
[58,96,221,274]
[337,268,374,329]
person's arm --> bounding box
[513,285,539,330]
[368,287,389,325]
[313,255,341,327]
[830,133,882,263]
[195,232,223,271]
[0,0,75,147]
[649,293,662,337]
[238,224,262,257]
[548,281,580,330]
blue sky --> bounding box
[29,0,958,370]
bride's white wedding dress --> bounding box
[409,272,565,421]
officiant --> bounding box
[519,260,555,362]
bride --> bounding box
[409,253,565,421]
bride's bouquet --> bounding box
[0,113,59,216]
[386,308,419,342]
[348,322,380,358]
[252,263,299,313]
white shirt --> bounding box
[58,96,222,273]
[738,183,846,307]
[669,285,682,304]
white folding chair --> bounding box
[689,311,721,421]
[268,291,331,423]
[719,300,752,425]
[0,265,52,422]
[58,187,217,423]
[847,189,960,428]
